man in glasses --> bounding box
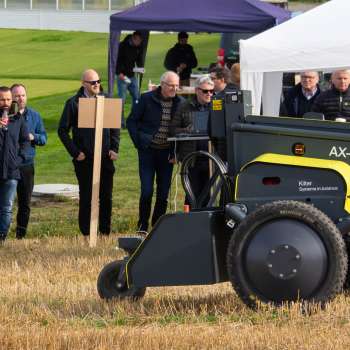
[11,83,47,239]
[170,75,214,206]
[281,71,321,118]
[127,71,183,233]
[116,31,144,127]
[58,69,120,238]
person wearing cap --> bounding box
[164,32,198,86]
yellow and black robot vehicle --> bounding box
[97,90,350,308]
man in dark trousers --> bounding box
[312,69,350,121]
[127,71,183,233]
[58,69,120,237]
[116,31,143,127]
[164,32,198,86]
[0,86,29,243]
[281,71,321,118]
[170,75,214,207]
[11,84,47,239]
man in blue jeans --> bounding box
[116,31,144,128]
[0,86,29,243]
[127,71,183,233]
[11,84,47,239]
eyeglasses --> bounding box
[198,88,214,94]
[84,79,101,86]
[162,81,179,89]
[301,76,316,80]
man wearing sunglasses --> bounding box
[127,71,183,233]
[170,75,214,206]
[58,69,120,238]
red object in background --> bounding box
[217,48,225,68]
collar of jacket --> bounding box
[331,85,350,96]
[75,86,105,101]
[151,86,181,104]
[189,96,210,110]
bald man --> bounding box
[127,71,183,233]
[312,69,350,121]
[58,69,120,237]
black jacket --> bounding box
[281,83,321,118]
[116,34,143,78]
[164,43,198,81]
[57,87,120,160]
[0,114,29,180]
[170,97,210,161]
[127,87,183,150]
[312,86,350,121]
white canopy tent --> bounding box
[240,0,350,115]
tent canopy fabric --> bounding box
[110,0,290,33]
[108,0,290,94]
[240,0,350,116]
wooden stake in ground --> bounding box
[89,95,105,247]
[78,97,121,247]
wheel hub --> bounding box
[243,219,328,302]
[266,245,301,280]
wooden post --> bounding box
[89,95,105,247]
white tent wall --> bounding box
[240,0,350,115]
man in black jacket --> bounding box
[281,71,320,118]
[127,71,182,233]
[58,69,120,237]
[170,76,214,207]
[312,70,350,121]
[0,86,29,242]
[164,32,198,86]
[116,31,143,127]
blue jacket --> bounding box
[21,107,47,166]
[127,87,183,150]
[0,114,29,180]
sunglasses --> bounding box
[84,79,101,86]
[198,88,214,94]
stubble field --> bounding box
[1,23,350,349]
[2,236,350,350]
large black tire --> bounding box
[97,260,146,300]
[227,200,348,308]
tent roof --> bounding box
[110,0,290,33]
[240,0,350,115]
[241,0,350,73]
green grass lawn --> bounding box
[0,28,220,238]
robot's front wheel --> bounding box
[97,260,146,300]
[227,200,348,308]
